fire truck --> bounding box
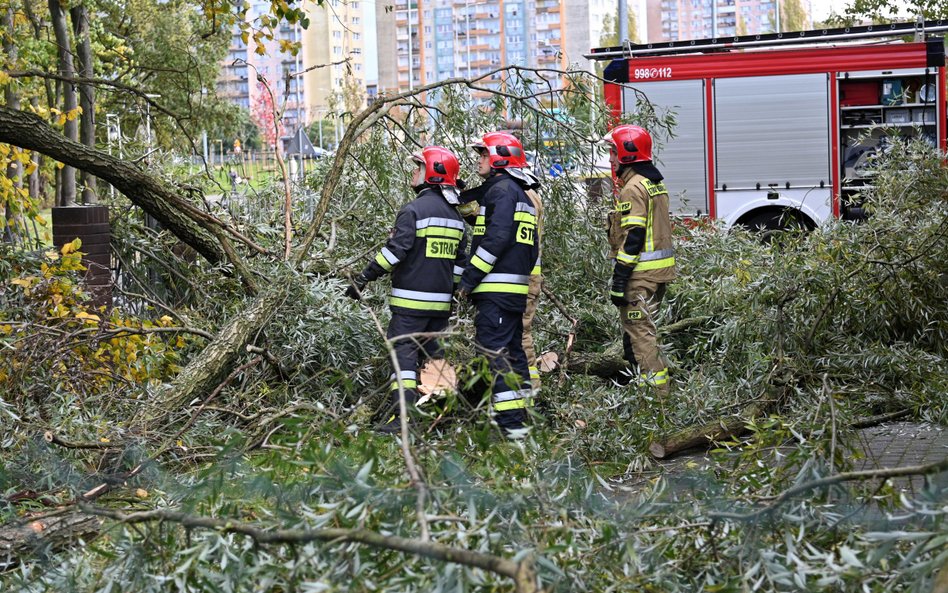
[587,21,948,230]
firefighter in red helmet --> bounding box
[345,146,469,433]
[602,125,676,394]
[456,131,540,436]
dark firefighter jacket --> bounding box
[458,171,540,312]
[361,187,468,317]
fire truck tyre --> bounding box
[738,210,812,244]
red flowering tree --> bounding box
[251,80,285,149]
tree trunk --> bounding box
[0,106,225,264]
[563,346,627,378]
[70,3,96,204]
[2,6,21,243]
[48,0,78,206]
[0,512,101,572]
[649,403,763,459]
[152,278,292,420]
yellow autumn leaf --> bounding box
[61,238,82,255]
[158,315,174,326]
[76,311,101,324]
[99,437,110,443]
[0,71,10,85]
[0,325,12,335]
[135,488,149,499]
[11,276,36,289]
[44,250,59,260]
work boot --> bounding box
[375,389,417,434]
[375,413,408,434]
[494,409,528,439]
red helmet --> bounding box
[603,125,653,164]
[410,145,460,187]
[470,131,528,169]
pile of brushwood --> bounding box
[1,107,946,591]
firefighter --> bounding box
[602,125,676,393]
[457,132,540,435]
[345,146,468,433]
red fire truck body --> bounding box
[590,22,948,229]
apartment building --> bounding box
[645,0,809,42]
[376,0,605,97]
[302,0,367,116]
[216,0,366,133]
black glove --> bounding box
[345,272,370,300]
[609,265,632,308]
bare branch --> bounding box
[709,457,948,521]
[80,506,540,593]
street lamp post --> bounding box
[106,113,122,198]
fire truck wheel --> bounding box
[738,209,813,244]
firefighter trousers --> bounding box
[522,274,543,389]
[473,300,531,430]
[619,277,670,392]
[386,313,448,412]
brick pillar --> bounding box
[52,205,111,308]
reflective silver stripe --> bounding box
[487,145,523,157]
[391,288,453,302]
[639,248,675,262]
[515,202,537,215]
[453,265,465,276]
[390,370,418,380]
[474,246,497,264]
[493,390,521,402]
[481,273,529,284]
[478,206,487,215]
[381,247,400,265]
[416,217,465,231]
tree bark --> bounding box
[70,3,96,204]
[0,512,101,572]
[48,0,78,206]
[649,403,763,459]
[0,106,225,264]
[2,6,21,244]
[151,278,292,419]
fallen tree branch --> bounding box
[0,105,225,264]
[0,512,102,572]
[648,403,765,460]
[708,457,948,522]
[81,506,540,593]
[850,408,911,429]
[44,431,118,450]
[557,316,713,380]
[147,278,292,421]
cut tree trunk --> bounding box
[0,106,225,264]
[0,512,101,572]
